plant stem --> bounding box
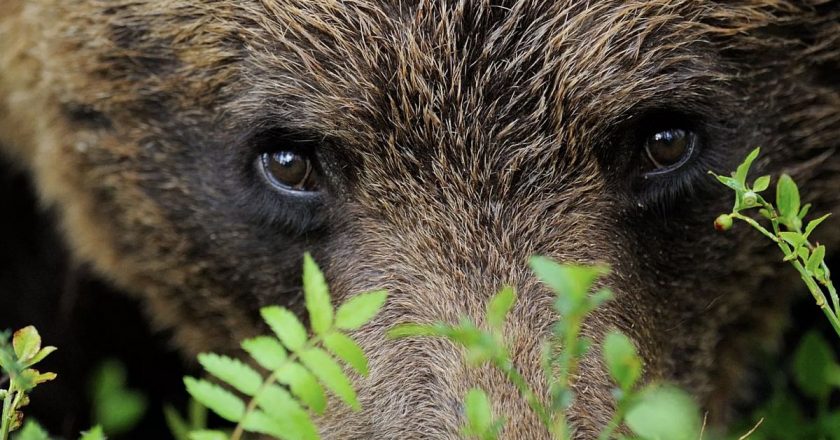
[498,362,550,428]
[0,378,15,440]
[596,398,627,440]
[229,336,321,440]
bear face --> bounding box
[1,0,838,438]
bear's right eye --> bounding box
[258,150,321,193]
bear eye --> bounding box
[643,128,697,174]
[258,150,320,192]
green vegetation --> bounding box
[1,149,838,439]
[183,253,387,440]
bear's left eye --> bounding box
[643,128,697,174]
[258,150,320,192]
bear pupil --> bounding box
[265,151,311,189]
[646,128,689,168]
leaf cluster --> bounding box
[185,253,387,440]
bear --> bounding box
[0,0,838,438]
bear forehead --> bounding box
[233,0,731,155]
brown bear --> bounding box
[1,0,838,438]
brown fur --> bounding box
[1,0,838,438]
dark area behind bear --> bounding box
[0,152,837,438]
[0,154,191,439]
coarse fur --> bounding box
[1,0,838,438]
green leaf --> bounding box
[799,203,813,220]
[14,420,50,440]
[90,360,146,435]
[323,331,369,376]
[255,385,319,440]
[806,245,826,272]
[299,347,360,411]
[602,331,642,392]
[778,231,805,247]
[529,257,607,314]
[241,336,287,371]
[461,388,502,440]
[197,353,262,396]
[805,213,831,238]
[163,405,192,440]
[275,362,327,414]
[302,253,333,335]
[13,326,42,363]
[712,174,744,191]
[792,332,835,399]
[625,385,701,440]
[79,426,106,440]
[486,286,516,330]
[387,323,443,339]
[188,430,228,440]
[776,174,801,223]
[183,377,245,423]
[735,147,761,186]
[752,175,771,192]
[261,306,308,353]
[241,410,287,439]
[22,346,56,368]
[335,290,388,330]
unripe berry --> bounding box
[715,214,734,231]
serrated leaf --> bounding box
[261,306,307,352]
[735,147,761,186]
[242,336,287,371]
[335,290,388,330]
[183,377,245,423]
[805,213,831,238]
[793,332,835,399]
[777,174,801,222]
[806,245,825,272]
[18,369,56,391]
[198,353,263,396]
[323,331,369,376]
[302,253,333,335]
[13,326,42,363]
[79,426,105,440]
[602,332,642,392]
[256,385,319,440]
[188,430,228,440]
[241,410,286,439]
[299,347,360,411]
[486,286,516,330]
[752,175,771,192]
[626,386,701,440]
[276,362,327,414]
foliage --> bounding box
[89,360,147,435]
[711,147,840,338]
[391,258,704,439]
[0,326,57,440]
[183,253,387,440]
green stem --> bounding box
[229,336,322,440]
[499,362,551,429]
[0,378,15,440]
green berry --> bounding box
[714,214,734,232]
